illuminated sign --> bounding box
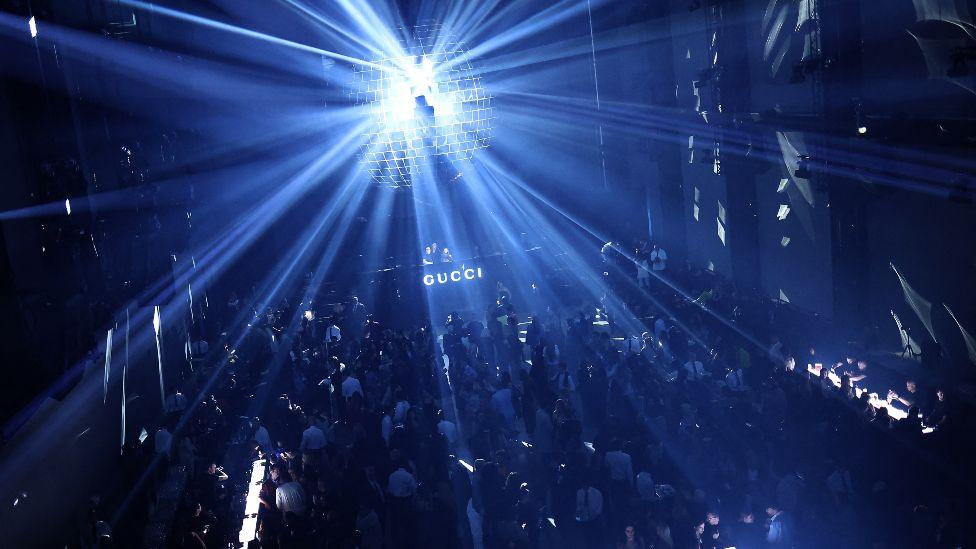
[423,267,484,286]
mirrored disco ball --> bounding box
[351,24,493,188]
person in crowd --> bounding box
[298,420,327,455]
[701,510,734,549]
[636,255,651,289]
[889,379,929,415]
[765,505,792,547]
[649,242,668,272]
[252,417,273,456]
[683,350,706,380]
[340,367,363,400]
[109,243,971,549]
[617,524,647,549]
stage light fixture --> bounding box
[854,100,868,135]
[352,24,493,188]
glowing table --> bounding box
[239,459,267,545]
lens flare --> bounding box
[351,24,493,187]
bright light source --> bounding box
[857,126,868,135]
[352,24,493,187]
[776,204,791,220]
[64,198,71,215]
[152,305,161,335]
[28,16,37,38]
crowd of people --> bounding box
[110,237,972,549]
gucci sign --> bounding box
[423,267,484,286]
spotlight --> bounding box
[28,16,37,38]
[351,24,493,188]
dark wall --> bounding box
[659,0,976,352]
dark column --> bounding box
[716,0,761,290]
[821,0,868,334]
[646,1,688,262]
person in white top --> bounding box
[387,466,418,498]
[325,323,341,343]
[605,446,635,484]
[636,256,651,288]
[394,399,411,423]
[341,374,363,400]
[636,472,655,501]
[552,364,576,395]
[683,351,706,380]
[436,410,458,446]
[575,484,604,522]
[252,417,273,455]
[725,367,746,391]
[299,422,327,452]
[164,391,187,414]
[649,243,668,271]
[275,479,306,515]
[654,317,668,342]
[154,427,173,458]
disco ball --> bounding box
[351,24,493,188]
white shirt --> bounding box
[726,369,745,391]
[636,472,655,500]
[654,318,667,340]
[341,376,363,399]
[622,335,642,355]
[387,468,418,498]
[491,388,516,420]
[254,425,272,450]
[275,481,306,514]
[155,428,173,456]
[636,259,650,277]
[650,248,668,271]
[766,511,787,543]
[605,451,634,483]
[394,400,411,423]
[164,392,187,414]
[575,486,603,521]
[299,425,327,451]
[437,420,458,446]
[553,372,576,393]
